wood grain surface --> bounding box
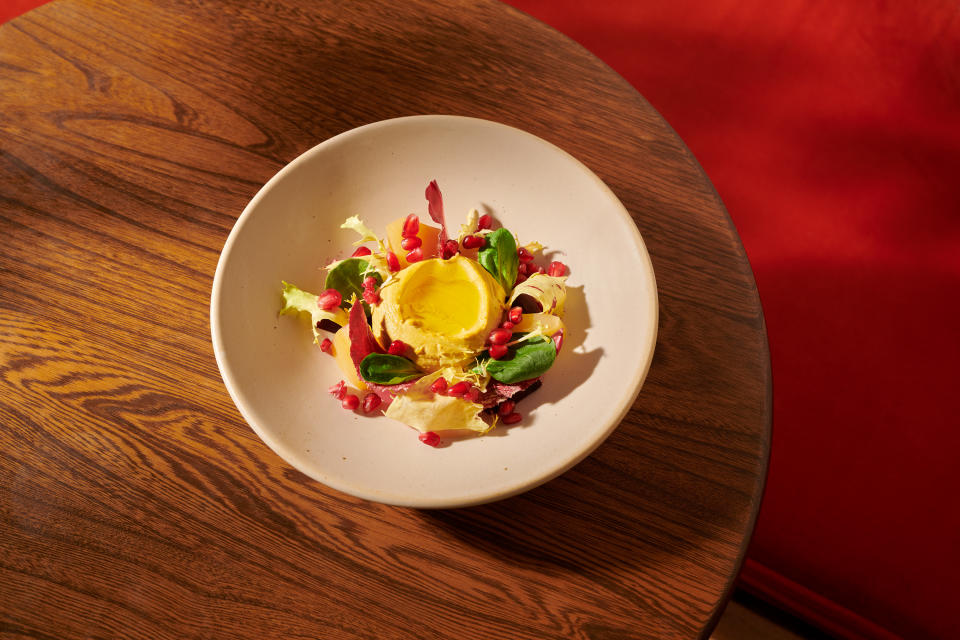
[0,0,770,638]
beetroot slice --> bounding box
[425,180,448,256]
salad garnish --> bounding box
[280,181,568,446]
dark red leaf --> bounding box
[478,377,542,409]
[425,179,448,256]
[348,301,382,375]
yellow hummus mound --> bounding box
[372,255,506,372]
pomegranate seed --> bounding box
[351,246,372,257]
[442,239,459,259]
[488,328,512,345]
[498,400,515,416]
[517,262,530,276]
[467,387,481,403]
[363,289,380,305]
[402,214,420,238]
[386,251,401,272]
[419,431,441,447]
[502,412,523,425]
[362,392,382,413]
[489,344,509,359]
[447,381,469,397]
[406,247,423,263]
[514,273,527,286]
[462,234,485,250]
[341,394,360,410]
[328,380,347,399]
[401,235,422,251]
[319,338,333,353]
[517,246,534,263]
[501,321,514,330]
[509,306,523,324]
[363,276,377,289]
[548,261,567,277]
[477,214,493,230]
[317,288,342,310]
[387,340,407,355]
[429,377,448,394]
[553,330,564,352]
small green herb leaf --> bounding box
[325,258,382,310]
[477,228,519,294]
[359,354,422,385]
[475,335,556,383]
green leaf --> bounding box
[477,228,518,294]
[359,354,422,385]
[325,258,383,310]
[340,215,380,246]
[475,335,556,384]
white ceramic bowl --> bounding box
[211,115,657,508]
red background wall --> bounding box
[499,3,960,638]
[4,2,958,638]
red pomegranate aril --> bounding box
[363,276,378,289]
[553,330,564,352]
[488,328,512,345]
[387,340,407,355]
[548,261,568,277]
[477,214,493,230]
[517,246,534,263]
[363,289,380,305]
[400,235,422,251]
[386,251,401,272]
[328,380,347,399]
[500,321,514,330]
[406,247,423,263]
[502,412,523,425]
[319,338,333,353]
[362,392,382,413]
[509,306,523,324]
[442,239,459,259]
[461,234,484,249]
[341,394,360,410]
[489,344,509,359]
[498,400,515,416]
[429,377,448,394]
[402,213,420,238]
[517,262,530,276]
[447,381,469,397]
[467,387,481,403]
[351,246,372,257]
[419,431,441,447]
[317,288,342,310]
[514,273,527,286]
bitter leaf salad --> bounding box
[279,181,569,446]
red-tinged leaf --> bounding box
[365,379,418,409]
[425,179,448,255]
[478,378,542,409]
[348,301,382,374]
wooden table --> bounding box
[0,1,771,638]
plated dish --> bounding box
[210,115,657,508]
